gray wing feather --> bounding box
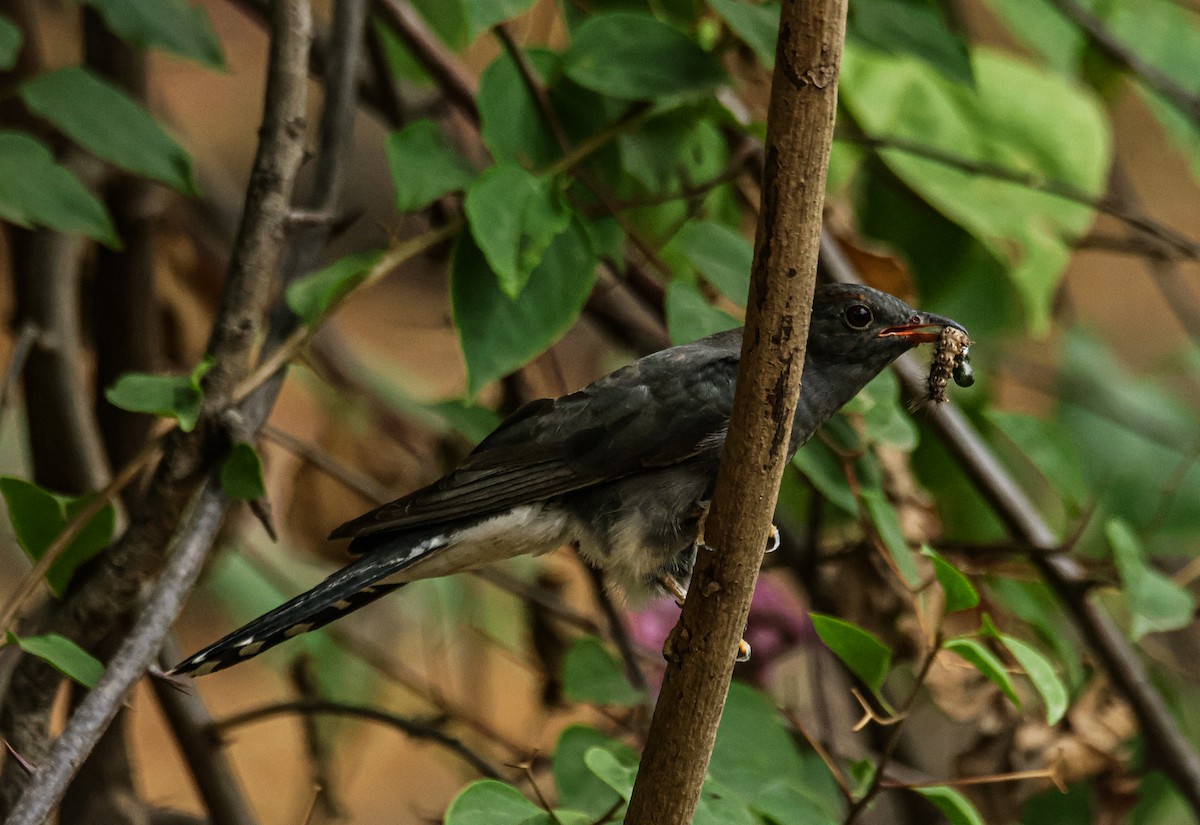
[330,331,742,543]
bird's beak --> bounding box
[878,311,969,343]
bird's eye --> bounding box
[844,304,873,329]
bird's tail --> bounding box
[171,530,448,677]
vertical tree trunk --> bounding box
[624,1,849,821]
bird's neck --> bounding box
[787,354,886,455]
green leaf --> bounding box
[810,613,892,693]
[444,780,544,825]
[553,726,634,818]
[565,13,726,100]
[0,477,116,597]
[1106,518,1195,639]
[220,442,266,501]
[81,0,225,68]
[463,0,537,39]
[986,410,1088,507]
[855,370,918,450]
[708,0,780,67]
[561,637,644,706]
[583,747,637,801]
[464,164,572,298]
[678,220,753,305]
[712,683,843,825]
[792,441,857,515]
[847,0,974,86]
[286,250,383,325]
[839,47,1111,333]
[665,280,740,345]
[0,131,117,245]
[913,785,985,825]
[19,66,198,195]
[0,13,21,70]
[694,777,757,825]
[980,0,1082,74]
[104,358,213,432]
[478,49,562,167]
[453,220,596,395]
[386,120,475,213]
[409,0,470,51]
[922,547,979,613]
[944,637,1019,706]
[6,631,105,688]
[861,489,921,586]
[999,634,1068,725]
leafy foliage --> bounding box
[4,632,105,688]
[19,66,198,195]
[104,359,213,432]
[0,131,118,245]
[560,637,644,706]
[0,477,116,596]
[5,0,1200,821]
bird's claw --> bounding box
[660,574,688,607]
[765,524,780,554]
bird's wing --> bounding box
[330,335,741,543]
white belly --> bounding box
[381,503,572,584]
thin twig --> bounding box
[262,424,393,503]
[0,321,40,429]
[843,639,941,825]
[151,638,258,825]
[843,132,1200,260]
[1046,0,1200,125]
[213,699,503,779]
[373,0,479,122]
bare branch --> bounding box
[151,639,258,825]
[625,1,848,820]
[213,698,503,780]
[843,132,1200,260]
[1046,0,1200,125]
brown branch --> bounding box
[150,638,258,825]
[212,698,503,779]
[1046,0,1200,125]
[0,321,39,437]
[624,1,848,821]
[5,479,228,825]
[10,203,111,496]
[819,232,1200,820]
[843,639,940,825]
[373,0,480,123]
[0,0,314,815]
[843,132,1200,261]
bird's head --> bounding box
[806,284,967,374]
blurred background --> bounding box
[1,0,1199,823]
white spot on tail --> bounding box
[191,661,218,677]
[285,622,314,638]
[333,599,352,610]
[238,641,264,657]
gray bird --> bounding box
[172,284,966,676]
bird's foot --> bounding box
[660,574,752,663]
